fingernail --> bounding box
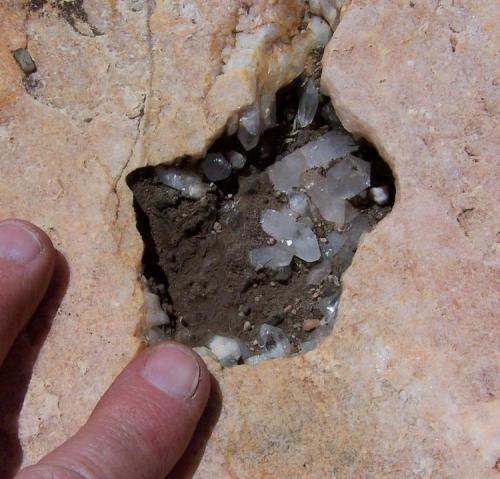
[142,344,200,400]
[0,222,42,265]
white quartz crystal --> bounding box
[293,224,321,262]
[260,209,299,240]
[208,335,250,367]
[369,185,390,205]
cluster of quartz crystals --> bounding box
[249,130,370,271]
[242,129,374,363]
[231,16,333,151]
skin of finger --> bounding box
[0,219,56,364]
[17,344,211,479]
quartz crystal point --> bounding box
[306,260,332,285]
[302,130,358,169]
[238,104,262,151]
[297,78,319,128]
[156,167,208,199]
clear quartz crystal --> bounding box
[323,231,345,258]
[228,150,246,170]
[258,324,291,354]
[201,153,232,181]
[301,169,347,225]
[238,104,262,151]
[260,209,299,240]
[259,209,320,263]
[156,166,208,199]
[319,296,339,327]
[327,155,371,199]
[297,77,319,128]
[288,192,310,216]
[267,150,307,192]
[293,224,321,262]
[249,242,294,269]
[307,260,332,285]
[302,130,358,169]
[245,324,291,365]
[260,94,277,129]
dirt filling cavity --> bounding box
[128,78,394,365]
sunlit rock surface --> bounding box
[0,0,498,478]
[143,1,332,163]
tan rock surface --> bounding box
[0,0,498,478]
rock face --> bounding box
[0,1,498,478]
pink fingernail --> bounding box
[142,344,200,400]
[0,221,42,265]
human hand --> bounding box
[0,219,210,478]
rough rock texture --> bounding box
[0,1,149,471]
[143,0,328,164]
[0,0,498,478]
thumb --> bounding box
[17,343,211,479]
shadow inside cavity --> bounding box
[0,252,69,477]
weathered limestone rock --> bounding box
[0,0,498,477]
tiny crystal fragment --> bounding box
[369,185,391,205]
